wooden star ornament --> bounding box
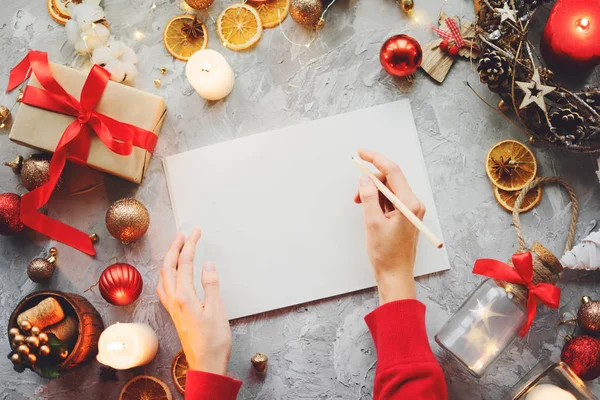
[515,69,556,113]
[495,2,517,24]
[421,12,480,83]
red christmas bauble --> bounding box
[561,335,600,381]
[541,0,600,69]
[0,193,24,236]
[99,263,143,306]
[380,34,423,78]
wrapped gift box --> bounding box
[9,62,166,184]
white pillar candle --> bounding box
[186,49,235,101]
[96,323,158,370]
[526,384,576,400]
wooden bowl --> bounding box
[8,290,104,374]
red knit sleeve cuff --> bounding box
[185,370,242,400]
[364,299,435,369]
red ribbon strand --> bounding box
[473,252,561,337]
[7,51,158,256]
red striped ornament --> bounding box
[99,263,143,306]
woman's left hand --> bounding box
[156,228,233,375]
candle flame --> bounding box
[576,17,590,32]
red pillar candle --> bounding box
[542,0,600,69]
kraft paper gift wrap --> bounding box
[9,62,167,184]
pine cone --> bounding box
[550,107,584,142]
[584,88,600,111]
[477,51,512,93]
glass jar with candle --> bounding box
[509,361,597,400]
[435,242,563,377]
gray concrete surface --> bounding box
[1,0,599,398]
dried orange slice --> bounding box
[52,0,71,19]
[217,4,263,51]
[494,185,542,213]
[250,0,290,29]
[163,15,208,61]
[119,375,173,400]
[171,350,188,395]
[485,140,537,191]
[48,0,69,25]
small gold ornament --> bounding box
[160,67,168,75]
[498,99,510,112]
[9,328,20,339]
[400,0,414,14]
[26,336,40,348]
[5,154,62,192]
[60,349,69,359]
[39,344,51,356]
[28,354,37,364]
[17,344,30,356]
[105,198,150,244]
[10,353,21,365]
[20,320,32,332]
[13,334,26,347]
[251,352,268,374]
[38,333,49,345]
[89,233,99,243]
[290,0,323,27]
[185,0,215,9]
[27,247,58,283]
[154,78,162,88]
[16,91,23,103]
[30,326,40,336]
[0,105,10,128]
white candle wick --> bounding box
[202,62,211,73]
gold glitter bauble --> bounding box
[185,0,214,10]
[106,198,150,244]
[5,154,63,192]
[27,258,56,283]
[578,296,600,335]
[0,105,10,125]
[290,0,323,27]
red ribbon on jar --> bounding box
[6,51,158,256]
[473,252,561,337]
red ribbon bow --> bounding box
[432,18,466,48]
[7,51,158,256]
[473,252,561,337]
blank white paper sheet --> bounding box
[164,100,450,320]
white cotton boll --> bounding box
[106,40,125,58]
[65,19,80,46]
[121,63,139,83]
[83,0,102,6]
[91,46,113,67]
[75,4,105,31]
[105,59,125,83]
[120,46,138,65]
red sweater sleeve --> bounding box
[365,299,448,400]
[185,370,242,400]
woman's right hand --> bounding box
[353,149,426,304]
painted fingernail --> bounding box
[360,176,370,186]
[205,262,216,272]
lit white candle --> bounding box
[96,323,158,370]
[186,49,235,101]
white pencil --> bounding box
[352,157,444,249]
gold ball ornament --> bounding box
[20,320,32,332]
[9,327,20,339]
[26,336,40,348]
[290,0,323,27]
[30,326,40,336]
[17,345,30,356]
[251,352,268,374]
[28,354,37,365]
[399,0,414,14]
[5,154,62,192]
[39,345,51,356]
[0,105,10,128]
[27,247,58,283]
[38,332,49,344]
[578,296,600,335]
[105,198,150,244]
[185,0,215,10]
[10,353,21,365]
[13,334,26,347]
